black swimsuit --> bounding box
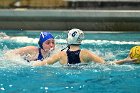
[66,49,81,64]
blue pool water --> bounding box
[0,30,140,93]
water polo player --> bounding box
[33,28,137,66]
[5,32,55,62]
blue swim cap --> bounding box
[38,32,54,49]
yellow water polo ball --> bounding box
[130,46,140,63]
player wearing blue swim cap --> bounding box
[38,32,54,49]
[37,32,55,60]
[6,31,55,62]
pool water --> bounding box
[0,30,140,93]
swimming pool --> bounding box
[0,30,140,93]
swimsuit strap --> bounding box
[66,49,81,64]
[37,48,44,61]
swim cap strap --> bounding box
[61,45,70,51]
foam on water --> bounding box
[0,35,139,69]
[1,32,140,93]
[1,36,140,45]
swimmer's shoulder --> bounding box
[80,49,91,60]
[80,49,98,62]
[80,49,91,55]
[81,49,97,55]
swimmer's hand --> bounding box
[124,57,137,62]
[124,53,138,63]
[127,57,140,64]
[114,57,138,65]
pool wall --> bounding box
[0,9,140,31]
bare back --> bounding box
[59,49,105,65]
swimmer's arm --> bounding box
[4,47,30,59]
[113,57,137,65]
[12,46,36,56]
[86,50,105,64]
[33,52,61,66]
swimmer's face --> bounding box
[42,39,55,51]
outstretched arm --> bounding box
[84,50,105,64]
[33,52,61,66]
[5,46,36,60]
[10,46,36,56]
[114,57,137,65]
[113,53,138,65]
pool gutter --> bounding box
[0,9,140,31]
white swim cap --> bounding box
[67,28,84,45]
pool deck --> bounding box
[0,9,140,31]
